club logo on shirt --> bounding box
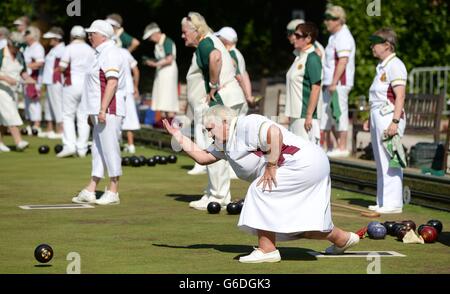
[297,64,303,70]
[380,73,386,82]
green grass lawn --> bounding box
[0,137,449,274]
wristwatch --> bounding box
[392,118,400,124]
[209,81,220,89]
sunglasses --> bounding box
[294,32,307,39]
[324,13,340,21]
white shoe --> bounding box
[327,149,350,158]
[96,190,120,205]
[375,207,402,214]
[72,189,96,204]
[368,205,380,211]
[325,232,360,255]
[77,150,87,158]
[127,144,136,154]
[26,126,32,136]
[16,141,29,151]
[239,248,281,263]
[189,195,210,210]
[187,163,207,175]
[56,148,76,158]
[37,131,48,138]
[47,132,63,139]
[0,143,11,152]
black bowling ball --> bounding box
[38,145,50,154]
[21,128,28,135]
[147,157,156,166]
[31,128,38,136]
[138,155,147,166]
[383,221,397,235]
[130,156,140,167]
[34,244,53,263]
[226,202,241,215]
[122,157,130,166]
[168,155,177,163]
[153,155,161,163]
[158,156,168,165]
[54,144,63,154]
[207,202,221,214]
[427,219,443,234]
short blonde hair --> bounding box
[181,12,212,37]
[204,105,237,126]
[373,28,398,52]
[326,5,346,24]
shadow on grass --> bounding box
[181,165,194,171]
[34,264,52,267]
[152,243,317,261]
[437,232,450,247]
[341,198,375,208]
[166,193,203,203]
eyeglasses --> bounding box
[287,30,295,36]
[294,32,306,39]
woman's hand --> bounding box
[304,116,313,132]
[206,89,218,104]
[257,164,278,192]
[385,122,398,137]
[145,60,157,67]
[363,119,370,132]
[163,118,181,137]
[98,111,106,124]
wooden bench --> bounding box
[352,92,446,156]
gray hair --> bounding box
[0,27,10,39]
[204,105,237,125]
[373,28,398,52]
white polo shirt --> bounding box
[83,40,126,116]
[60,40,95,86]
[118,48,137,95]
[42,42,65,85]
[23,41,45,82]
[323,24,355,87]
[369,53,407,107]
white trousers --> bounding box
[289,118,320,145]
[370,107,406,208]
[320,85,351,131]
[44,83,63,123]
[25,94,42,122]
[90,114,123,178]
[62,84,90,153]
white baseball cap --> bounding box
[85,20,114,38]
[142,23,160,40]
[13,18,24,26]
[214,26,238,43]
[286,19,305,31]
[70,25,86,38]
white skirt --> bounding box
[237,144,334,241]
[122,94,141,131]
[151,64,179,112]
[0,88,23,126]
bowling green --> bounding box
[0,137,449,274]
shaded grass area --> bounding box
[0,137,449,274]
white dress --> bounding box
[151,34,179,113]
[207,114,334,241]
